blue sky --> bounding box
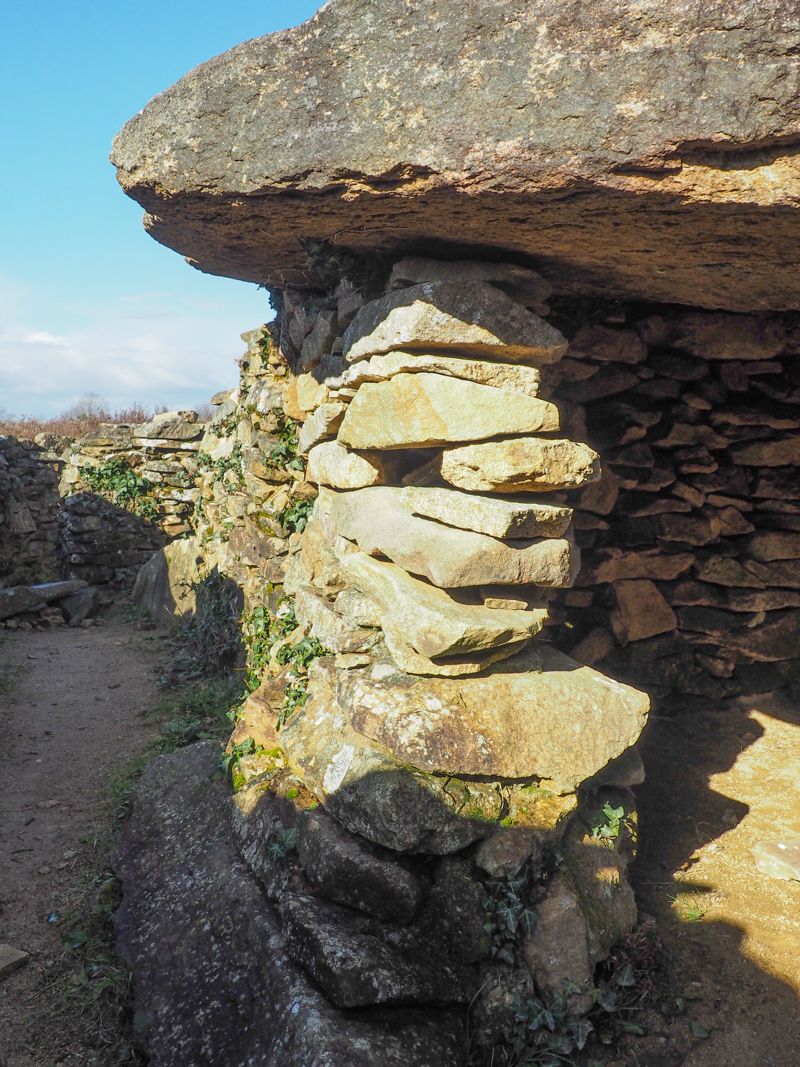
[0,1,320,417]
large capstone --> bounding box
[113,0,800,311]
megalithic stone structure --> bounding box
[125,1,800,1061]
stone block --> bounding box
[322,487,578,588]
[439,438,600,494]
[337,373,559,449]
[306,440,388,489]
[343,282,568,364]
[401,486,572,539]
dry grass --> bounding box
[0,395,169,442]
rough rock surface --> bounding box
[112,742,465,1066]
[343,283,568,364]
[332,350,543,397]
[334,644,650,792]
[279,662,507,852]
[336,373,559,449]
[321,487,577,588]
[402,486,572,539]
[439,438,600,494]
[112,0,800,311]
[340,551,547,657]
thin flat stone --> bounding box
[329,350,542,397]
[319,487,578,588]
[340,552,547,658]
[401,486,572,539]
[336,373,559,449]
[343,282,568,365]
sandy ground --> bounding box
[0,620,160,1067]
[0,620,798,1066]
[630,692,800,1067]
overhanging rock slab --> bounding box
[113,0,800,311]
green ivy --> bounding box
[78,458,159,521]
[279,497,314,534]
[197,442,245,487]
[265,416,304,472]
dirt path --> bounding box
[1,620,799,1066]
[0,619,161,1067]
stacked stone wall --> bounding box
[57,414,205,586]
[539,307,800,708]
[0,434,62,587]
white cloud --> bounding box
[0,285,271,417]
[21,331,67,345]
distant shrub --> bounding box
[0,397,169,441]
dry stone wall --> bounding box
[540,306,800,708]
[122,257,799,1065]
[0,435,62,587]
[57,413,205,586]
[212,260,650,1058]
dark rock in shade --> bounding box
[277,895,472,1008]
[714,610,800,662]
[59,586,98,626]
[113,0,800,312]
[112,742,465,1067]
[0,586,51,620]
[297,808,425,924]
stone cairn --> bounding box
[227,258,650,1056]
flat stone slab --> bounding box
[439,438,601,494]
[29,580,89,601]
[319,487,578,588]
[752,838,800,881]
[337,373,559,450]
[330,350,542,398]
[112,2,800,310]
[401,486,572,539]
[307,440,388,489]
[343,283,568,364]
[340,552,547,658]
[0,944,29,981]
[134,411,204,440]
[335,644,649,794]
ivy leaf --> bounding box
[691,1022,710,1038]
[616,961,636,987]
[569,1017,594,1049]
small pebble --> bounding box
[752,838,800,880]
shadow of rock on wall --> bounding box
[0,435,62,586]
[631,691,800,1065]
[57,492,169,588]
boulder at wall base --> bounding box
[132,538,203,623]
[280,661,508,853]
[332,645,649,794]
[111,742,466,1067]
[111,0,800,311]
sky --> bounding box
[0,1,320,418]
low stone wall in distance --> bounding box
[0,434,63,587]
